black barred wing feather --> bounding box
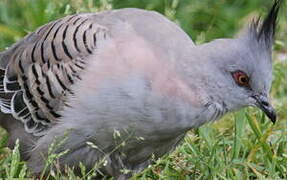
[0,13,109,136]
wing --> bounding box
[0,13,109,136]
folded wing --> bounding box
[0,13,109,136]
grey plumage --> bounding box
[0,0,281,179]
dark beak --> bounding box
[252,94,277,124]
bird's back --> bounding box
[0,8,195,136]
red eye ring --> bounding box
[232,71,250,87]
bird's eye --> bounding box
[232,71,250,87]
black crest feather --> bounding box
[250,0,282,47]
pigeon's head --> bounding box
[196,0,281,123]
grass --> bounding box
[0,0,287,179]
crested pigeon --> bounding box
[0,0,281,179]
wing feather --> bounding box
[0,13,110,136]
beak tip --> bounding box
[252,94,277,124]
[270,114,277,124]
[265,109,277,124]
